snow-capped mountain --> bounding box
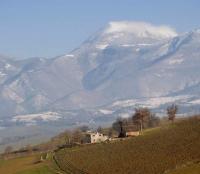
[1,21,200,125]
[1,21,200,151]
[47,22,200,111]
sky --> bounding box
[0,0,199,59]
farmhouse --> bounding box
[126,131,140,137]
[84,132,108,143]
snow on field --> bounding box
[12,112,61,123]
[112,95,191,109]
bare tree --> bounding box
[97,126,103,133]
[132,108,151,133]
[79,125,89,133]
[112,118,126,138]
[108,128,114,137]
[3,146,13,159]
[167,104,178,123]
[25,145,33,155]
[72,129,83,144]
[64,130,72,145]
[148,113,160,128]
[4,146,12,154]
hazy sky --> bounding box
[0,0,199,59]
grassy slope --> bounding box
[0,154,55,174]
[169,163,200,174]
[55,117,200,174]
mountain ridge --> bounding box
[0,21,200,124]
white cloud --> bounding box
[105,21,177,39]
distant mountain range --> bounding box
[0,21,200,145]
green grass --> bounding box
[16,165,53,174]
[0,154,55,174]
[55,117,200,174]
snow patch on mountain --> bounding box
[189,99,200,104]
[12,112,61,124]
[65,54,75,58]
[96,44,109,49]
[99,109,114,115]
[169,58,184,65]
[112,95,191,109]
[112,99,137,108]
[121,43,153,47]
[0,72,6,77]
[5,63,11,69]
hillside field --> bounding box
[55,117,200,174]
[0,154,55,174]
[169,163,200,174]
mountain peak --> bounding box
[104,21,178,39]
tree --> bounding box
[97,126,103,133]
[63,130,72,145]
[3,146,13,159]
[147,113,160,128]
[71,129,83,143]
[108,128,114,137]
[167,104,178,123]
[79,125,89,133]
[4,146,12,154]
[25,145,33,155]
[132,108,151,132]
[112,118,126,138]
